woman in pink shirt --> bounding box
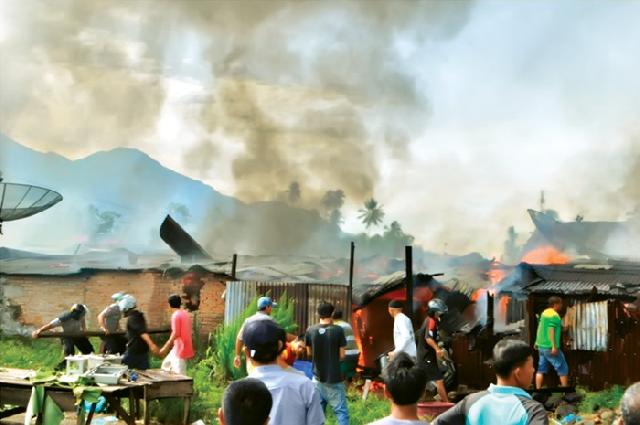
[160,294,194,375]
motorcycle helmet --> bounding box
[117,294,137,312]
[427,298,448,316]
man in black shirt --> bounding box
[416,298,449,402]
[305,302,348,425]
[32,304,94,368]
[118,295,159,370]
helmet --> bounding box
[69,304,86,319]
[428,298,448,315]
[111,292,125,302]
[117,295,137,312]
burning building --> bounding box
[496,261,640,389]
[351,253,492,373]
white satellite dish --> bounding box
[0,177,63,234]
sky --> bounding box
[2,0,640,256]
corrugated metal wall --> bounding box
[569,300,608,351]
[456,296,640,390]
[224,281,257,325]
[224,281,349,332]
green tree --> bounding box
[358,198,385,229]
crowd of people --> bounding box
[30,292,640,424]
[31,291,194,373]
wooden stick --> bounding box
[37,328,170,338]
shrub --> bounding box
[188,292,298,421]
[578,385,625,413]
[210,292,297,381]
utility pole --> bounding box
[405,245,413,322]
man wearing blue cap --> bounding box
[234,296,278,369]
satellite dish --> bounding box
[0,178,63,234]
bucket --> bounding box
[293,360,314,380]
[376,352,390,373]
[417,402,454,417]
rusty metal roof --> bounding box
[531,264,640,285]
[526,280,637,296]
[501,263,640,300]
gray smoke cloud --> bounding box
[0,0,473,208]
[5,1,640,257]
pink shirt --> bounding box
[171,309,194,359]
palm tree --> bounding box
[358,198,385,228]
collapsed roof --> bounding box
[526,209,639,258]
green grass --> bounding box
[324,388,390,425]
[1,304,391,425]
[578,385,626,413]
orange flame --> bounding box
[522,245,570,265]
[487,264,507,285]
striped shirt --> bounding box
[335,319,360,356]
[434,384,547,425]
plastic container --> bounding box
[293,360,314,380]
[88,364,128,384]
[87,354,123,370]
[65,355,89,375]
[417,402,455,416]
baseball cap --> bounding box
[243,320,286,362]
[257,297,277,310]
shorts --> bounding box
[340,354,359,379]
[537,348,569,376]
[421,357,444,382]
[123,351,150,370]
[161,348,188,375]
[102,335,127,355]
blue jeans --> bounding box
[314,380,349,425]
[538,348,569,376]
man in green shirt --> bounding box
[534,296,569,388]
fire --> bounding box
[470,288,486,302]
[487,261,507,285]
[521,245,570,265]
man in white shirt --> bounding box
[245,319,325,425]
[388,300,417,359]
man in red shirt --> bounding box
[160,294,194,375]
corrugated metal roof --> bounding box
[526,280,635,295]
[531,264,640,285]
[500,263,640,299]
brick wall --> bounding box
[2,270,227,336]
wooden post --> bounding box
[183,397,191,425]
[348,242,355,323]
[143,385,150,425]
[487,292,495,337]
[231,254,238,280]
[37,328,170,338]
[405,245,413,323]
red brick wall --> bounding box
[2,270,227,336]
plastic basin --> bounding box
[417,402,455,416]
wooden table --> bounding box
[0,368,193,425]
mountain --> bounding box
[0,133,345,256]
